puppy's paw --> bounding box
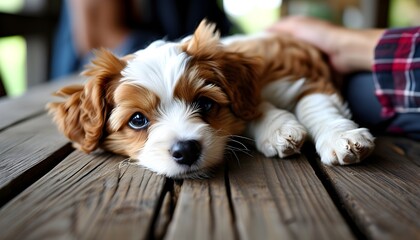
[257,121,307,158]
[318,128,375,165]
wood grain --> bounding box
[1,75,419,240]
[0,74,84,131]
[164,168,236,240]
[0,151,166,240]
[228,152,355,240]
[316,136,420,240]
[0,114,72,205]
[153,191,173,239]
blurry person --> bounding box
[51,0,232,79]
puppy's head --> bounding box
[48,20,261,178]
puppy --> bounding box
[48,20,374,178]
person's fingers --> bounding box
[267,15,307,33]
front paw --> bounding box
[317,128,375,165]
[257,121,307,158]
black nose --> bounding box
[170,140,202,166]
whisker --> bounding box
[225,148,242,167]
[225,143,250,153]
[118,158,138,169]
[229,134,255,142]
[226,146,253,157]
[228,138,251,151]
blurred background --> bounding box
[0,0,419,97]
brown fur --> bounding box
[104,84,160,156]
[174,67,247,138]
[225,34,336,99]
[48,20,337,160]
[184,20,337,111]
[47,49,126,153]
[181,21,263,121]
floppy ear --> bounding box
[217,52,262,120]
[47,49,127,153]
[182,20,262,120]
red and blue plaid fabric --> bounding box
[373,27,420,117]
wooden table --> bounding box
[0,75,419,240]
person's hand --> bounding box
[69,0,129,55]
[268,16,385,73]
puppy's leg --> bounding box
[246,101,307,158]
[295,93,375,165]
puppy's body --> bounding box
[223,33,374,164]
[48,20,374,178]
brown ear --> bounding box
[182,20,262,120]
[47,49,126,153]
[183,19,221,58]
[218,52,262,120]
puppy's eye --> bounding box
[196,97,214,113]
[128,112,149,130]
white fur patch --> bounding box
[247,101,307,158]
[295,94,374,165]
[262,78,306,111]
[121,42,190,103]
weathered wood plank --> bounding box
[0,151,166,240]
[228,152,355,240]
[390,136,420,166]
[164,168,236,240]
[316,136,420,240]
[0,114,72,205]
[0,74,83,130]
[154,191,173,239]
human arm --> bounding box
[268,16,385,73]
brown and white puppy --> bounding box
[48,20,374,178]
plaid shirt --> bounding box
[373,27,420,118]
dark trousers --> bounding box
[345,72,420,140]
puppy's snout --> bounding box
[170,140,202,166]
